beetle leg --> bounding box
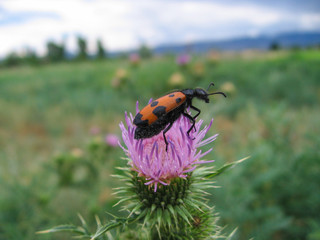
[183,112,196,139]
[163,121,174,151]
[190,105,201,119]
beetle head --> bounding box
[194,88,210,103]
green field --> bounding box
[1,50,320,239]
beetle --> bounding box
[133,83,226,150]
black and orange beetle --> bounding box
[133,83,226,150]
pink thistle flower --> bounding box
[105,134,120,147]
[119,101,218,192]
[90,126,101,135]
[176,53,191,66]
[129,53,140,65]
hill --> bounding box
[152,31,320,54]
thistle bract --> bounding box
[119,102,217,191]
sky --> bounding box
[0,0,319,57]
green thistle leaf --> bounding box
[36,225,88,236]
[204,156,250,179]
[156,207,163,226]
[113,196,136,207]
[175,205,191,225]
[143,209,152,227]
[179,205,193,221]
[90,220,123,240]
[184,198,204,213]
[163,209,172,229]
[128,202,144,217]
[167,204,178,228]
[226,228,238,240]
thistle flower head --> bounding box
[105,134,120,147]
[119,101,218,191]
[129,53,140,65]
[176,53,191,66]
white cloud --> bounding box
[0,0,318,57]
[299,14,320,29]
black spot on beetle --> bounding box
[151,101,158,107]
[152,106,166,117]
[169,94,175,97]
[176,97,182,103]
[133,113,149,127]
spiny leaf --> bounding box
[179,205,193,220]
[128,202,143,217]
[143,209,152,227]
[115,166,131,171]
[226,228,238,240]
[192,166,215,176]
[113,196,135,207]
[151,203,157,214]
[175,205,191,225]
[156,208,163,226]
[78,213,90,235]
[112,189,131,195]
[192,188,211,195]
[167,204,178,228]
[95,215,102,227]
[167,204,175,217]
[90,221,123,240]
[189,198,211,210]
[204,157,250,179]
[192,181,216,188]
[184,198,204,213]
[37,225,87,235]
[155,224,162,240]
[112,186,128,190]
[135,208,148,223]
[90,215,140,240]
[110,174,131,181]
[163,209,172,229]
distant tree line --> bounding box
[1,36,319,68]
[0,36,108,68]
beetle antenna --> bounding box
[207,82,215,91]
[208,91,227,98]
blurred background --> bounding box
[0,0,319,239]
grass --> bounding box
[0,49,319,240]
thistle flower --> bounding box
[119,101,217,192]
[176,53,191,66]
[129,53,140,66]
[105,134,120,148]
[114,102,228,239]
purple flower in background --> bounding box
[176,53,191,66]
[90,126,101,135]
[129,53,140,65]
[119,102,217,191]
[105,134,120,147]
